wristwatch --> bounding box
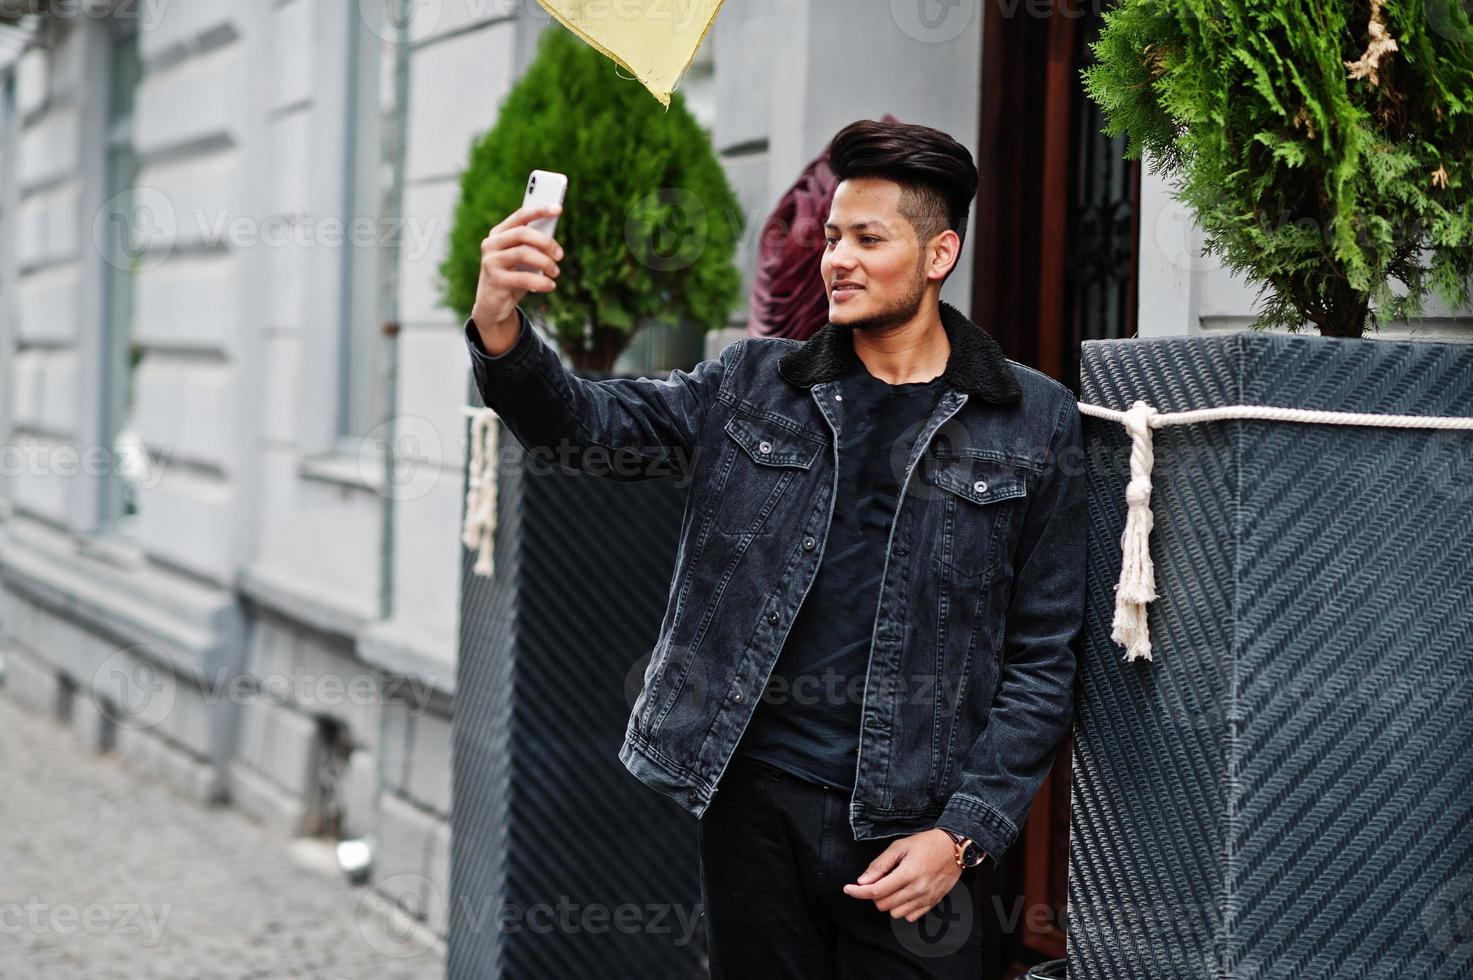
[939,827,988,869]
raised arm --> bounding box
[465,306,735,482]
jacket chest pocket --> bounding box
[710,410,824,536]
[929,454,1031,583]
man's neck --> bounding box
[851,305,949,386]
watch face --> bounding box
[962,842,985,868]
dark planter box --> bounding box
[450,414,706,980]
[1068,331,1473,979]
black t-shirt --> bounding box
[731,355,947,792]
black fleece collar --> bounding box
[776,299,1022,404]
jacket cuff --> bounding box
[464,307,543,393]
[936,794,1019,870]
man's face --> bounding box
[821,178,934,332]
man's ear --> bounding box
[929,229,962,281]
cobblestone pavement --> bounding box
[0,692,445,980]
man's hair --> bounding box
[827,119,979,275]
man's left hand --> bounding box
[841,829,963,922]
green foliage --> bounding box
[438,24,744,369]
[1084,0,1473,336]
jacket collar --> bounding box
[776,299,1022,404]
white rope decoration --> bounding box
[461,406,500,577]
[1078,399,1473,663]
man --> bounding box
[464,118,1087,977]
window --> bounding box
[335,2,389,443]
[98,20,141,535]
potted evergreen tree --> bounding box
[1067,4,1473,977]
[442,24,742,979]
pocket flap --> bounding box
[723,413,824,469]
[933,456,1028,505]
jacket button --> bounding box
[767,611,779,625]
[802,536,815,550]
[688,791,700,805]
[974,480,988,493]
[733,691,742,702]
[759,441,772,454]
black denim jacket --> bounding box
[465,300,1087,867]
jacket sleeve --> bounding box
[934,392,1087,868]
[464,306,737,482]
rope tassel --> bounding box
[1112,401,1161,662]
[462,406,500,578]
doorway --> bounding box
[971,1,1140,975]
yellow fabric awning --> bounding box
[536,0,724,108]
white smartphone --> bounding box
[515,169,568,275]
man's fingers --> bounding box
[846,851,912,902]
[856,846,905,884]
[487,243,559,279]
[483,224,563,263]
[874,879,930,913]
[489,202,562,238]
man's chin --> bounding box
[829,297,866,323]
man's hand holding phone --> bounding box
[471,202,564,357]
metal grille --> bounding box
[450,414,708,980]
[1069,332,1473,979]
[1062,6,1139,395]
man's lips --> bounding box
[832,284,864,293]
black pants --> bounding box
[696,755,984,978]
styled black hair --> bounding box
[827,118,979,275]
